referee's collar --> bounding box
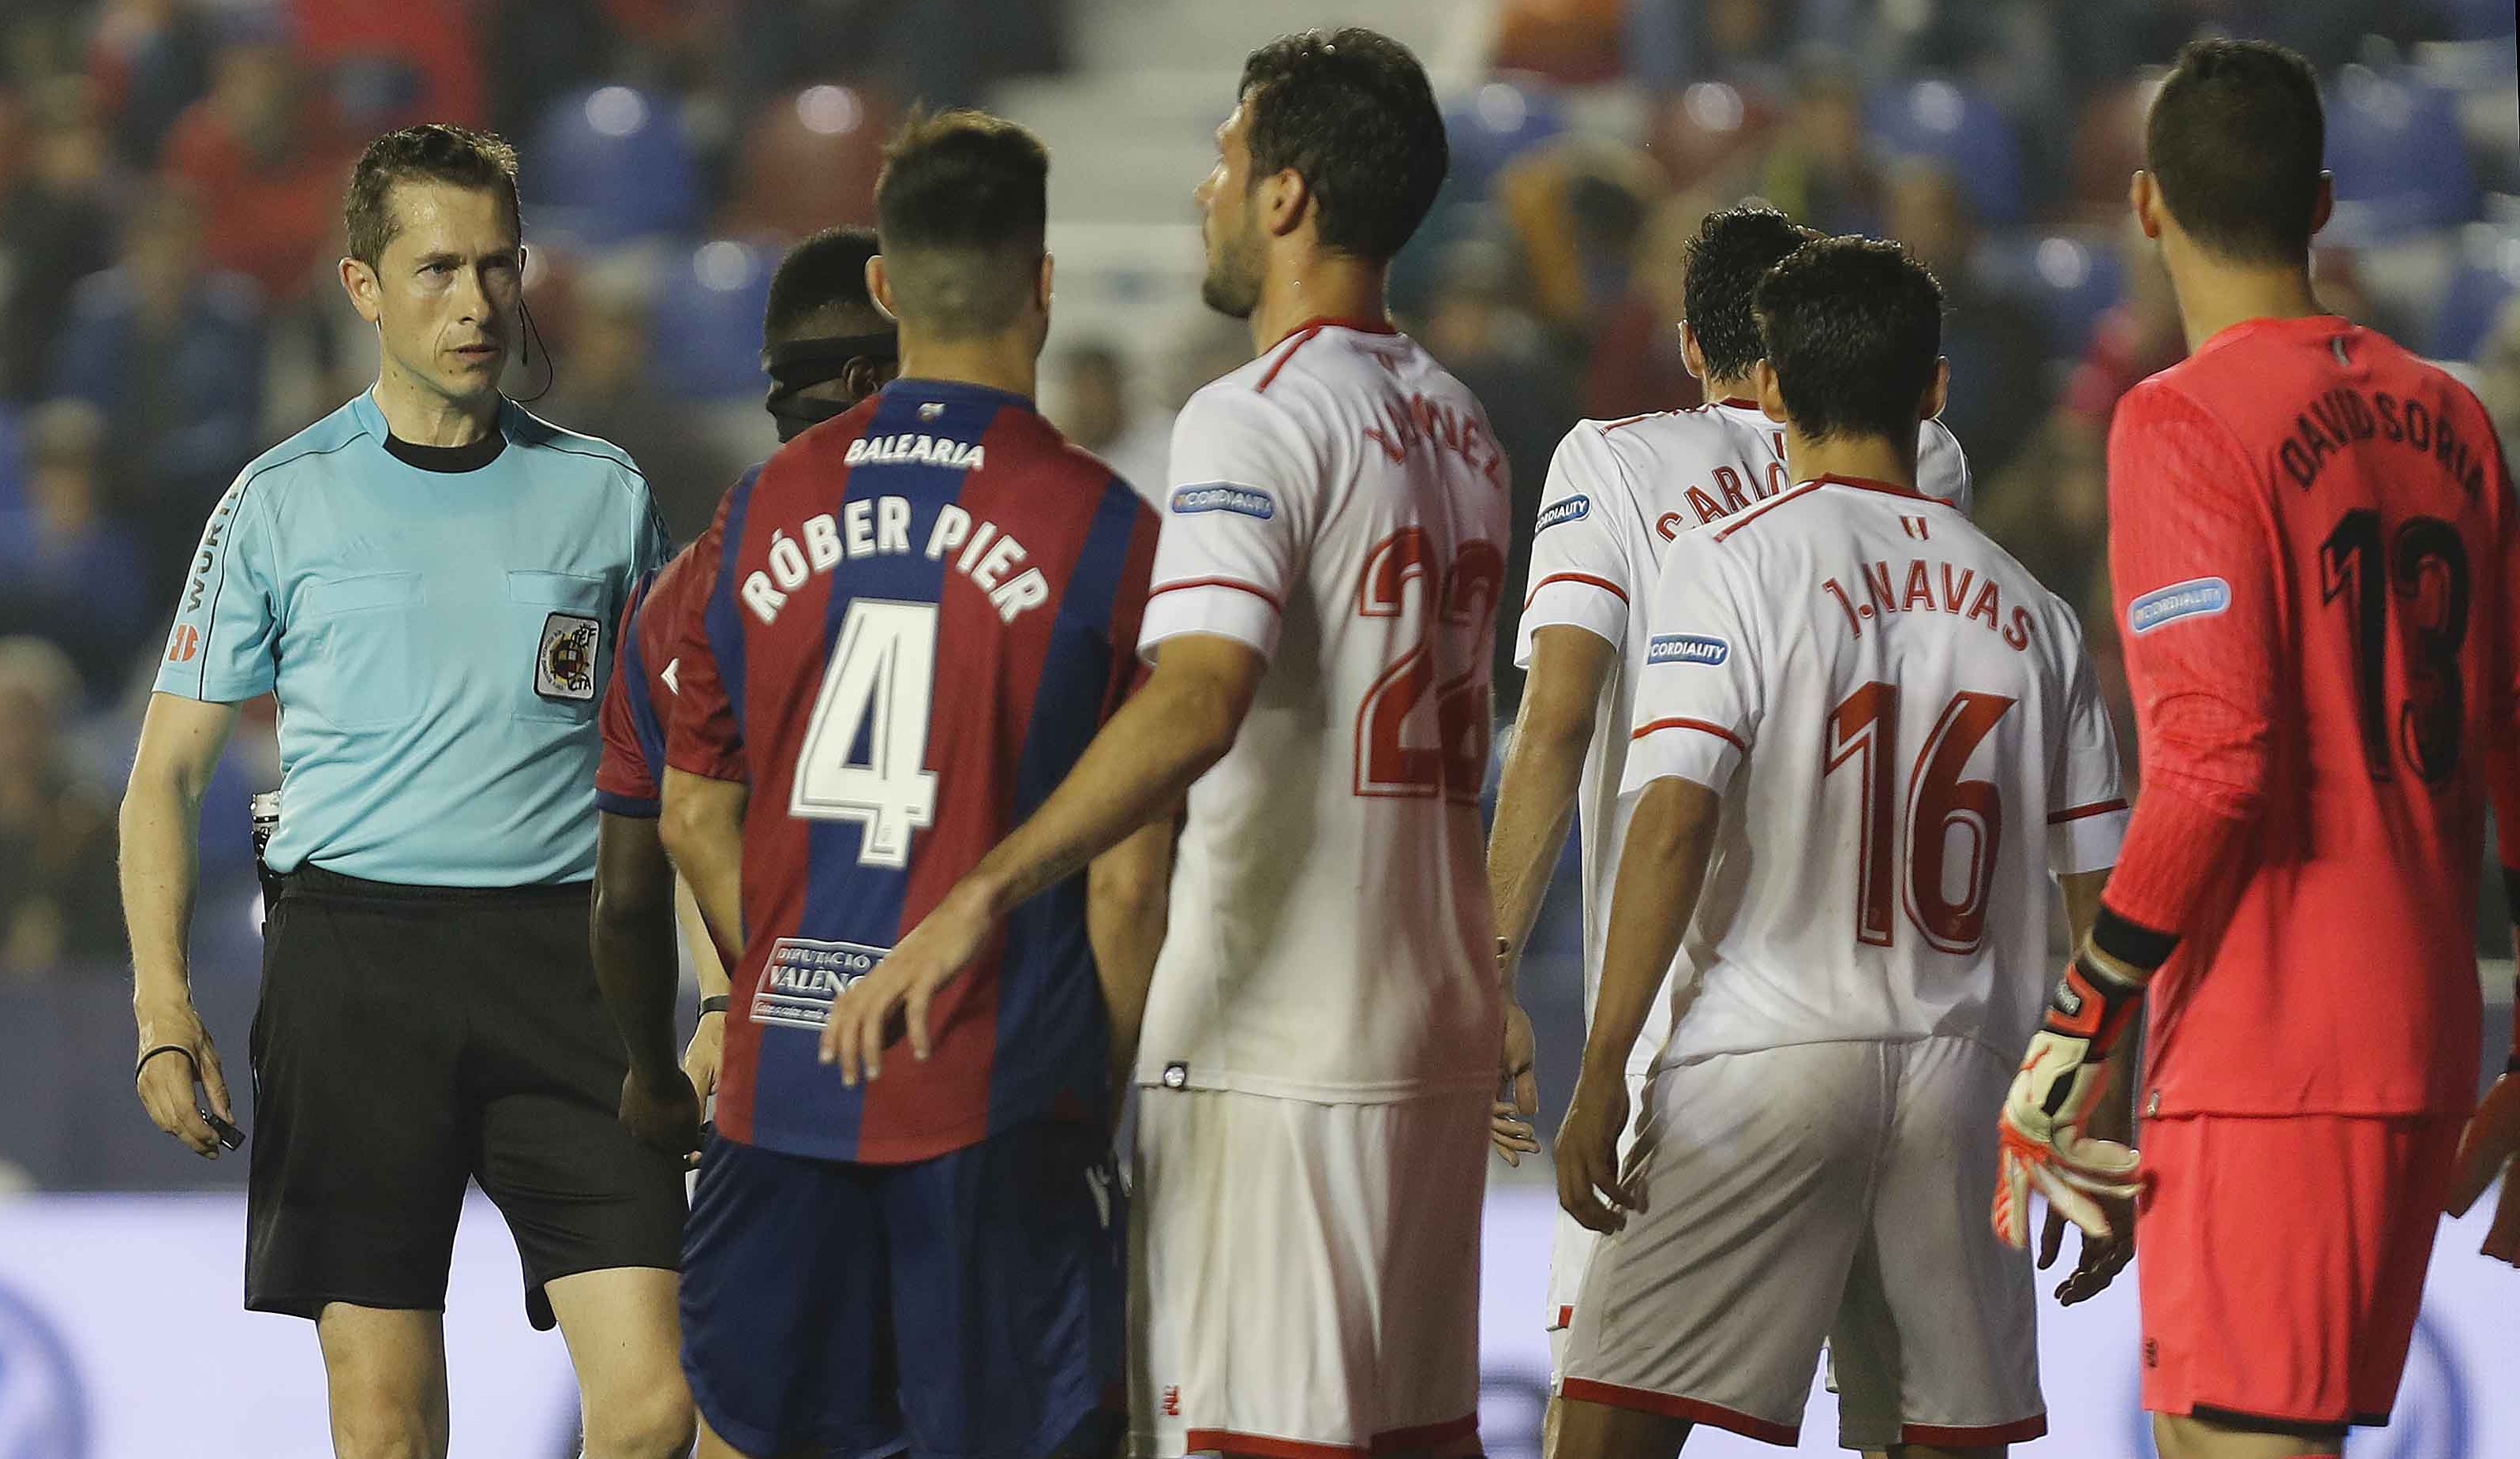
[353,391,514,473]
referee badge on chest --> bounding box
[536,612,601,702]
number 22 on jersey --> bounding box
[791,598,941,867]
[1354,528,1505,802]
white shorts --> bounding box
[1129,1086,1488,1459]
[1560,1037,2045,1450]
[1544,1069,1649,1385]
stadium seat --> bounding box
[2323,67,2475,246]
[2440,0,2517,41]
[2428,227,2520,361]
[524,85,700,249]
[646,239,777,402]
[1443,73,1567,198]
[0,402,24,515]
[722,84,894,241]
[1983,232,2126,359]
[1866,78,2025,227]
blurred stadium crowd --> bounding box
[0,0,2512,1187]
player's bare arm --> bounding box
[2035,867,2139,1302]
[676,874,731,1103]
[593,812,701,1162]
[1560,775,1721,1236]
[1488,625,1619,1165]
[1088,817,1174,1118]
[121,690,245,1158]
[659,768,748,985]
[825,632,1264,1084]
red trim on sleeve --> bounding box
[1903,1417,2048,1446]
[1524,571,1631,608]
[1631,716,1747,752]
[2046,798,2130,825]
[1551,1304,1575,1330]
[1557,1381,1799,1446]
[1601,411,1674,433]
[1148,576,1284,612]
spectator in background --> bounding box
[0,636,122,981]
[1086,309,1247,497]
[535,257,735,541]
[0,401,147,697]
[0,78,117,401]
[478,0,612,145]
[86,0,214,169]
[1421,237,1577,705]
[159,10,350,307]
[1885,156,2045,476]
[48,184,264,604]
[291,0,487,130]
[1050,341,1129,460]
[1581,193,1702,420]
[1758,50,1882,236]
[2059,218,2185,431]
[2474,292,2520,452]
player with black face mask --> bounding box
[761,226,899,441]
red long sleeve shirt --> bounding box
[2102,314,2520,1117]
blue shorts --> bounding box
[680,1119,1125,1459]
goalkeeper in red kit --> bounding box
[1993,38,2520,1459]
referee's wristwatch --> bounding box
[698,996,730,1016]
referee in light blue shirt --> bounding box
[119,126,693,1459]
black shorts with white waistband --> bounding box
[245,864,686,1329]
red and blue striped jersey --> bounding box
[595,533,717,818]
[668,377,1159,1164]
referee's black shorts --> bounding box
[245,864,685,1329]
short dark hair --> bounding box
[1754,237,1943,444]
[1684,204,1818,381]
[766,226,887,341]
[345,125,521,267]
[1239,28,1447,264]
[2145,39,2325,265]
[874,110,1049,339]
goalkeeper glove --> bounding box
[1994,950,2146,1250]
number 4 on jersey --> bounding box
[791,598,940,867]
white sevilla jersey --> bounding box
[1623,474,2126,1069]
[1136,320,1511,1102]
[1514,401,1970,1075]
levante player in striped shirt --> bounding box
[1996,39,2520,1459]
[653,114,1170,1459]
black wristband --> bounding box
[2503,865,2520,921]
[2091,903,2179,975]
[135,1044,193,1081]
[698,996,730,1016]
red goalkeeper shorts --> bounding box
[2137,1111,2463,1431]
